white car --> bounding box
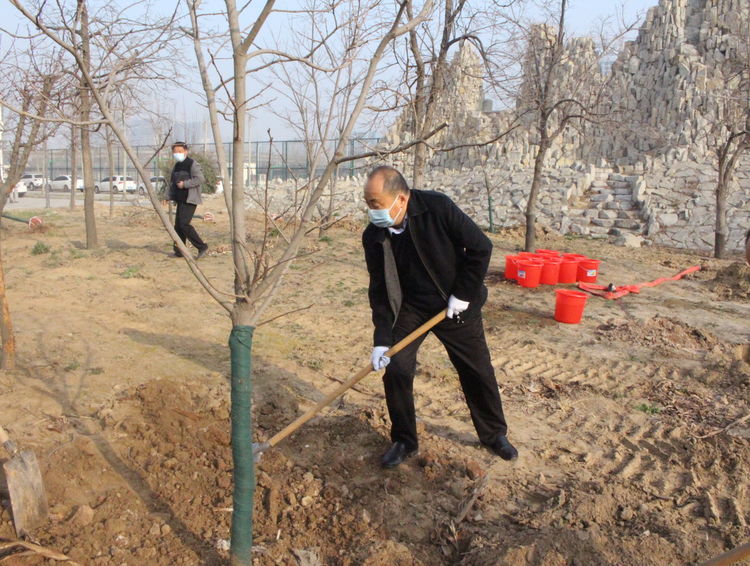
[94,175,144,194]
[49,175,84,192]
[20,173,47,190]
[10,180,27,198]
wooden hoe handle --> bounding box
[265,309,447,449]
[698,542,750,566]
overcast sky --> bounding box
[1,0,658,144]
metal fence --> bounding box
[21,137,382,188]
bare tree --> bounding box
[505,0,634,251]
[0,50,63,369]
[708,33,750,258]
[268,0,375,233]
[78,0,98,247]
[184,0,232,219]
[10,1,435,563]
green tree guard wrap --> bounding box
[229,325,255,565]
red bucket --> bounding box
[577,259,601,283]
[504,255,519,281]
[535,249,560,257]
[562,253,587,261]
[554,289,589,324]
[558,258,581,284]
[516,259,543,288]
[540,257,562,285]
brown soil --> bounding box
[0,199,749,565]
[711,262,750,301]
[595,315,724,354]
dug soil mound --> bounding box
[710,261,750,300]
[595,315,724,355]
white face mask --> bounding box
[368,195,403,228]
[173,153,186,162]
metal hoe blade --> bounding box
[252,442,269,463]
[3,450,49,536]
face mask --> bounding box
[173,153,186,162]
[368,195,403,228]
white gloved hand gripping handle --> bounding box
[371,346,391,371]
[446,295,470,319]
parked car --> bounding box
[11,181,27,198]
[49,175,84,192]
[94,175,144,194]
[20,173,47,190]
[150,176,167,197]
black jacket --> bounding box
[169,157,204,205]
[363,189,492,346]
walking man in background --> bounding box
[169,142,208,260]
[362,165,517,468]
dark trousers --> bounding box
[383,304,508,450]
[173,202,207,253]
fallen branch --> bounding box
[696,413,750,439]
[256,304,314,328]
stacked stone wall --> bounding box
[381,0,750,252]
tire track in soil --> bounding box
[410,328,749,533]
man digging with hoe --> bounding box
[362,166,517,468]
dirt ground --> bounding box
[0,196,749,566]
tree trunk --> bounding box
[69,124,78,210]
[226,1,258,561]
[412,142,427,189]
[107,127,115,217]
[43,136,50,209]
[228,319,255,566]
[188,0,231,217]
[714,170,729,259]
[81,121,97,248]
[0,237,16,370]
[482,159,494,232]
[525,142,549,252]
[79,0,98,249]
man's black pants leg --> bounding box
[383,306,507,450]
[432,314,507,445]
[382,306,431,451]
[174,202,207,253]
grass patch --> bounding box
[319,235,332,244]
[43,250,64,268]
[635,403,661,415]
[31,241,50,255]
[63,361,80,372]
[306,359,322,371]
[120,265,143,279]
[342,299,355,307]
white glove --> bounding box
[371,346,391,371]
[447,295,470,319]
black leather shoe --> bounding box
[488,435,518,461]
[196,247,209,260]
[380,441,417,468]
[171,251,183,258]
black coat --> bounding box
[362,189,492,346]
